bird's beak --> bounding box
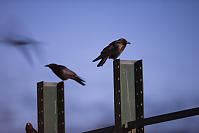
[45,65,49,67]
[127,41,131,44]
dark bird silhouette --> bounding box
[25,123,38,133]
[1,36,43,65]
[93,38,131,67]
[0,16,44,65]
[45,63,85,86]
[3,36,38,46]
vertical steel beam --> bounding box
[134,60,144,133]
[37,82,44,133]
[114,59,122,133]
[37,81,65,133]
[57,82,65,133]
[113,59,144,133]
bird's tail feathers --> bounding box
[97,57,108,67]
[93,55,102,62]
[73,76,86,86]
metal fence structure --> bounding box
[37,59,199,133]
[83,59,199,133]
[37,81,65,133]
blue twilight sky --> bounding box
[0,0,199,133]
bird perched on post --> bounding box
[45,63,85,86]
[93,38,131,67]
[25,123,38,133]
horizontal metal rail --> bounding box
[128,107,199,130]
[83,107,199,133]
[82,126,115,133]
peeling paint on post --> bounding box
[114,59,144,133]
[37,81,65,133]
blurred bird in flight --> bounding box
[0,16,44,65]
[45,63,85,86]
[0,35,43,65]
[93,38,131,67]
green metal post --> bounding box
[37,81,65,133]
[114,59,144,133]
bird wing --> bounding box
[102,40,121,56]
[16,45,34,65]
[100,40,117,55]
[33,128,38,133]
[61,67,85,83]
[59,65,77,77]
[110,40,121,49]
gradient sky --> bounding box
[0,0,199,133]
